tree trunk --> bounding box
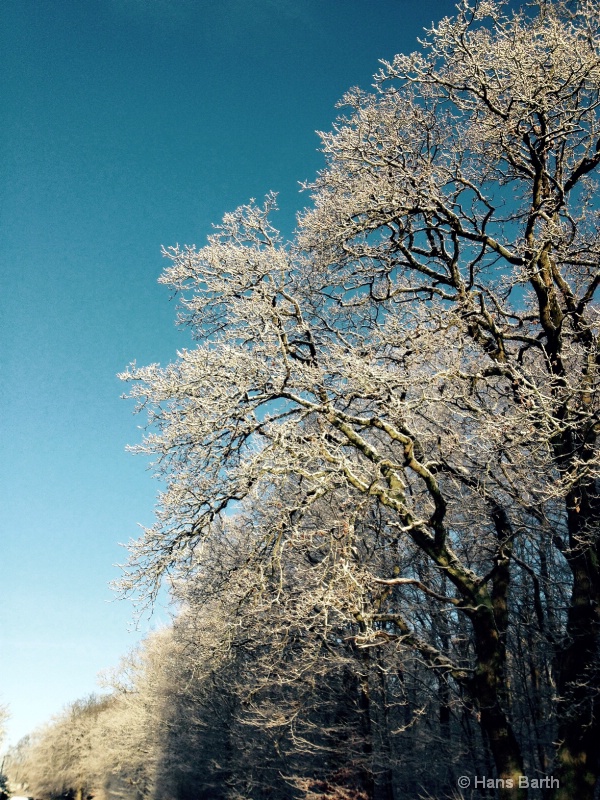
[376,665,395,800]
[470,602,527,800]
[357,658,375,800]
[553,495,600,800]
[465,508,528,799]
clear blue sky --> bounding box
[1,0,456,747]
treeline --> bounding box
[5,504,568,799]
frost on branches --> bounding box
[120,3,599,799]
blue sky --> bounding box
[1,0,457,747]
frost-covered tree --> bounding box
[0,704,8,750]
[121,2,600,798]
[7,696,112,800]
[0,704,9,797]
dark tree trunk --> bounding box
[469,573,527,799]
[357,659,376,800]
[553,488,600,800]
[468,508,527,799]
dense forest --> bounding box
[4,1,600,798]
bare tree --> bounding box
[120,2,600,797]
[0,704,8,751]
[0,704,9,798]
[8,696,113,800]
